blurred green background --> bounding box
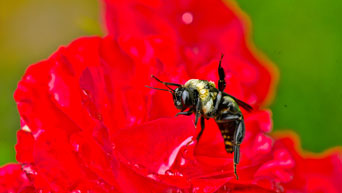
[0,0,341,165]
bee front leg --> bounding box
[175,110,193,116]
[194,97,201,128]
[186,99,203,147]
[196,117,205,142]
[213,91,223,115]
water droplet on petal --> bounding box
[175,171,183,177]
[134,163,142,169]
[73,143,80,152]
[180,158,186,166]
[81,89,88,97]
[38,189,52,193]
[182,139,195,159]
[165,188,184,193]
[21,125,31,133]
[221,185,232,192]
[32,129,44,140]
[49,74,70,107]
[147,173,158,181]
[182,12,193,24]
[96,179,106,186]
[192,187,201,193]
[70,134,83,152]
[165,169,175,176]
[71,190,82,193]
[176,189,184,193]
[22,164,37,180]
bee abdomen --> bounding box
[217,121,236,153]
[224,140,233,153]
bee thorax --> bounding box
[184,79,217,117]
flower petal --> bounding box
[0,164,32,192]
[273,132,342,193]
[104,0,278,106]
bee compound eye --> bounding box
[182,91,190,104]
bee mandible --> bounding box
[146,54,252,180]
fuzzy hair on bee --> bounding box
[145,54,252,180]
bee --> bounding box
[146,54,252,179]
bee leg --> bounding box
[188,117,204,149]
[196,116,205,142]
[218,54,226,92]
[186,101,202,147]
[232,119,245,180]
[213,54,226,114]
[175,110,193,116]
[213,91,222,114]
[194,97,201,128]
[219,112,244,180]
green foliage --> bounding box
[0,0,102,165]
[236,0,342,152]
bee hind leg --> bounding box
[233,119,245,180]
[233,146,240,180]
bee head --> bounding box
[173,87,192,110]
[146,75,193,111]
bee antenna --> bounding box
[150,75,178,92]
[145,86,173,94]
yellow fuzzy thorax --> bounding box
[184,79,217,115]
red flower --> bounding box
[0,0,341,192]
[3,35,339,192]
[10,36,290,192]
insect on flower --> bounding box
[146,54,253,179]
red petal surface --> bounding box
[14,42,121,192]
[104,0,278,107]
[0,164,32,192]
[0,0,340,192]
[273,132,342,193]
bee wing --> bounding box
[221,91,253,112]
[231,97,253,112]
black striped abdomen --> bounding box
[216,121,236,153]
